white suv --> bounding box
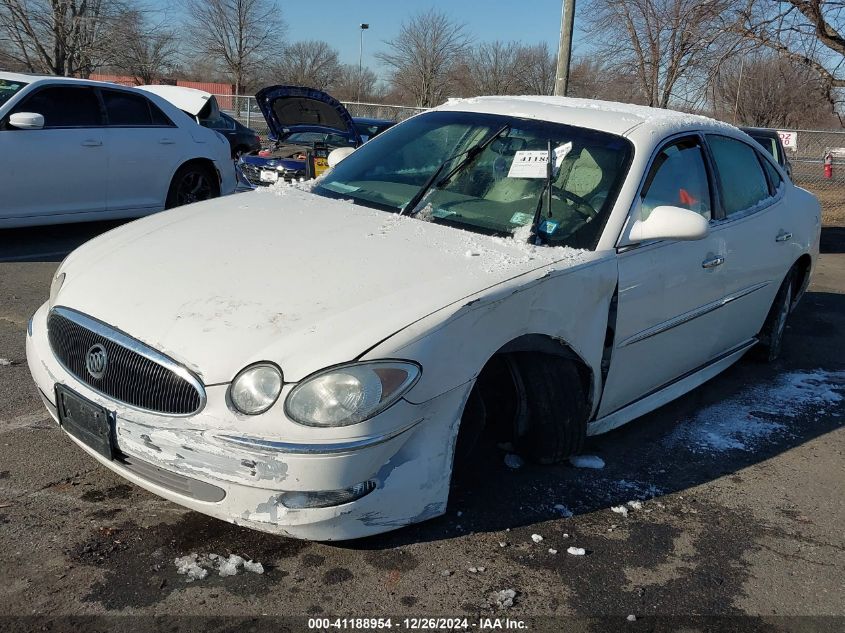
[0,73,236,228]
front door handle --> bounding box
[702,256,725,269]
[81,139,102,147]
[775,231,792,242]
[159,138,175,145]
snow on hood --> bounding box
[255,85,361,145]
[55,184,593,384]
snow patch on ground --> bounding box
[569,455,605,469]
[613,479,663,500]
[174,553,264,581]
[670,370,844,454]
[491,589,517,609]
[174,554,207,581]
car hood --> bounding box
[255,85,361,145]
[138,85,215,117]
[55,187,592,385]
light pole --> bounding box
[358,23,370,104]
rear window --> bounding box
[707,135,771,216]
[103,90,152,126]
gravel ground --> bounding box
[0,222,842,632]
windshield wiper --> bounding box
[529,140,554,244]
[401,123,511,216]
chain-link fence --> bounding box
[772,128,845,225]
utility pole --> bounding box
[554,0,576,96]
[358,23,369,104]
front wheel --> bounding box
[505,353,588,464]
[756,268,796,362]
[165,163,219,209]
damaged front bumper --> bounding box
[26,302,471,540]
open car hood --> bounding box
[255,85,361,145]
[139,85,216,117]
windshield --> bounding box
[313,111,632,249]
[280,130,354,146]
[0,79,28,108]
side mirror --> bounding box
[8,112,45,130]
[629,205,709,243]
[327,146,355,168]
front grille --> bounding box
[47,308,204,415]
[240,162,263,185]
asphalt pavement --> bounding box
[0,222,843,632]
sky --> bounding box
[267,1,591,81]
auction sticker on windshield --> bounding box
[508,151,549,178]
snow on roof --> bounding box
[438,95,735,138]
[0,71,105,85]
[0,71,41,84]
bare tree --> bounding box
[585,0,739,108]
[377,8,471,107]
[272,40,341,90]
[104,10,179,84]
[713,52,840,127]
[0,0,120,76]
[513,42,557,95]
[735,0,845,114]
[332,64,383,102]
[183,0,286,100]
[454,40,521,96]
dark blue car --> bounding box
[239,85,395,186]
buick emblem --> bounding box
[85,344,108,379]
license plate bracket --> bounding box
[55,384,115,459]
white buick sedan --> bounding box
[26,96,820,540]
[0,73,237,228]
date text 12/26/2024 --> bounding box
[307,618,529,630]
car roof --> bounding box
[0,71,43,84]
[739,126,779,138]
[0,72,144,90]
[437,95,735,138]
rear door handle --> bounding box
[159,138,176,145]
[775,231,792,242]
[81,139,102,147]
[702,256,724,269]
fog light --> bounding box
[280,480,377,509]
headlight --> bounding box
[49,272,65,305]
[229,363,283,415]
[285,361,421,427]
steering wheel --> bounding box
[550,187,597,219]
